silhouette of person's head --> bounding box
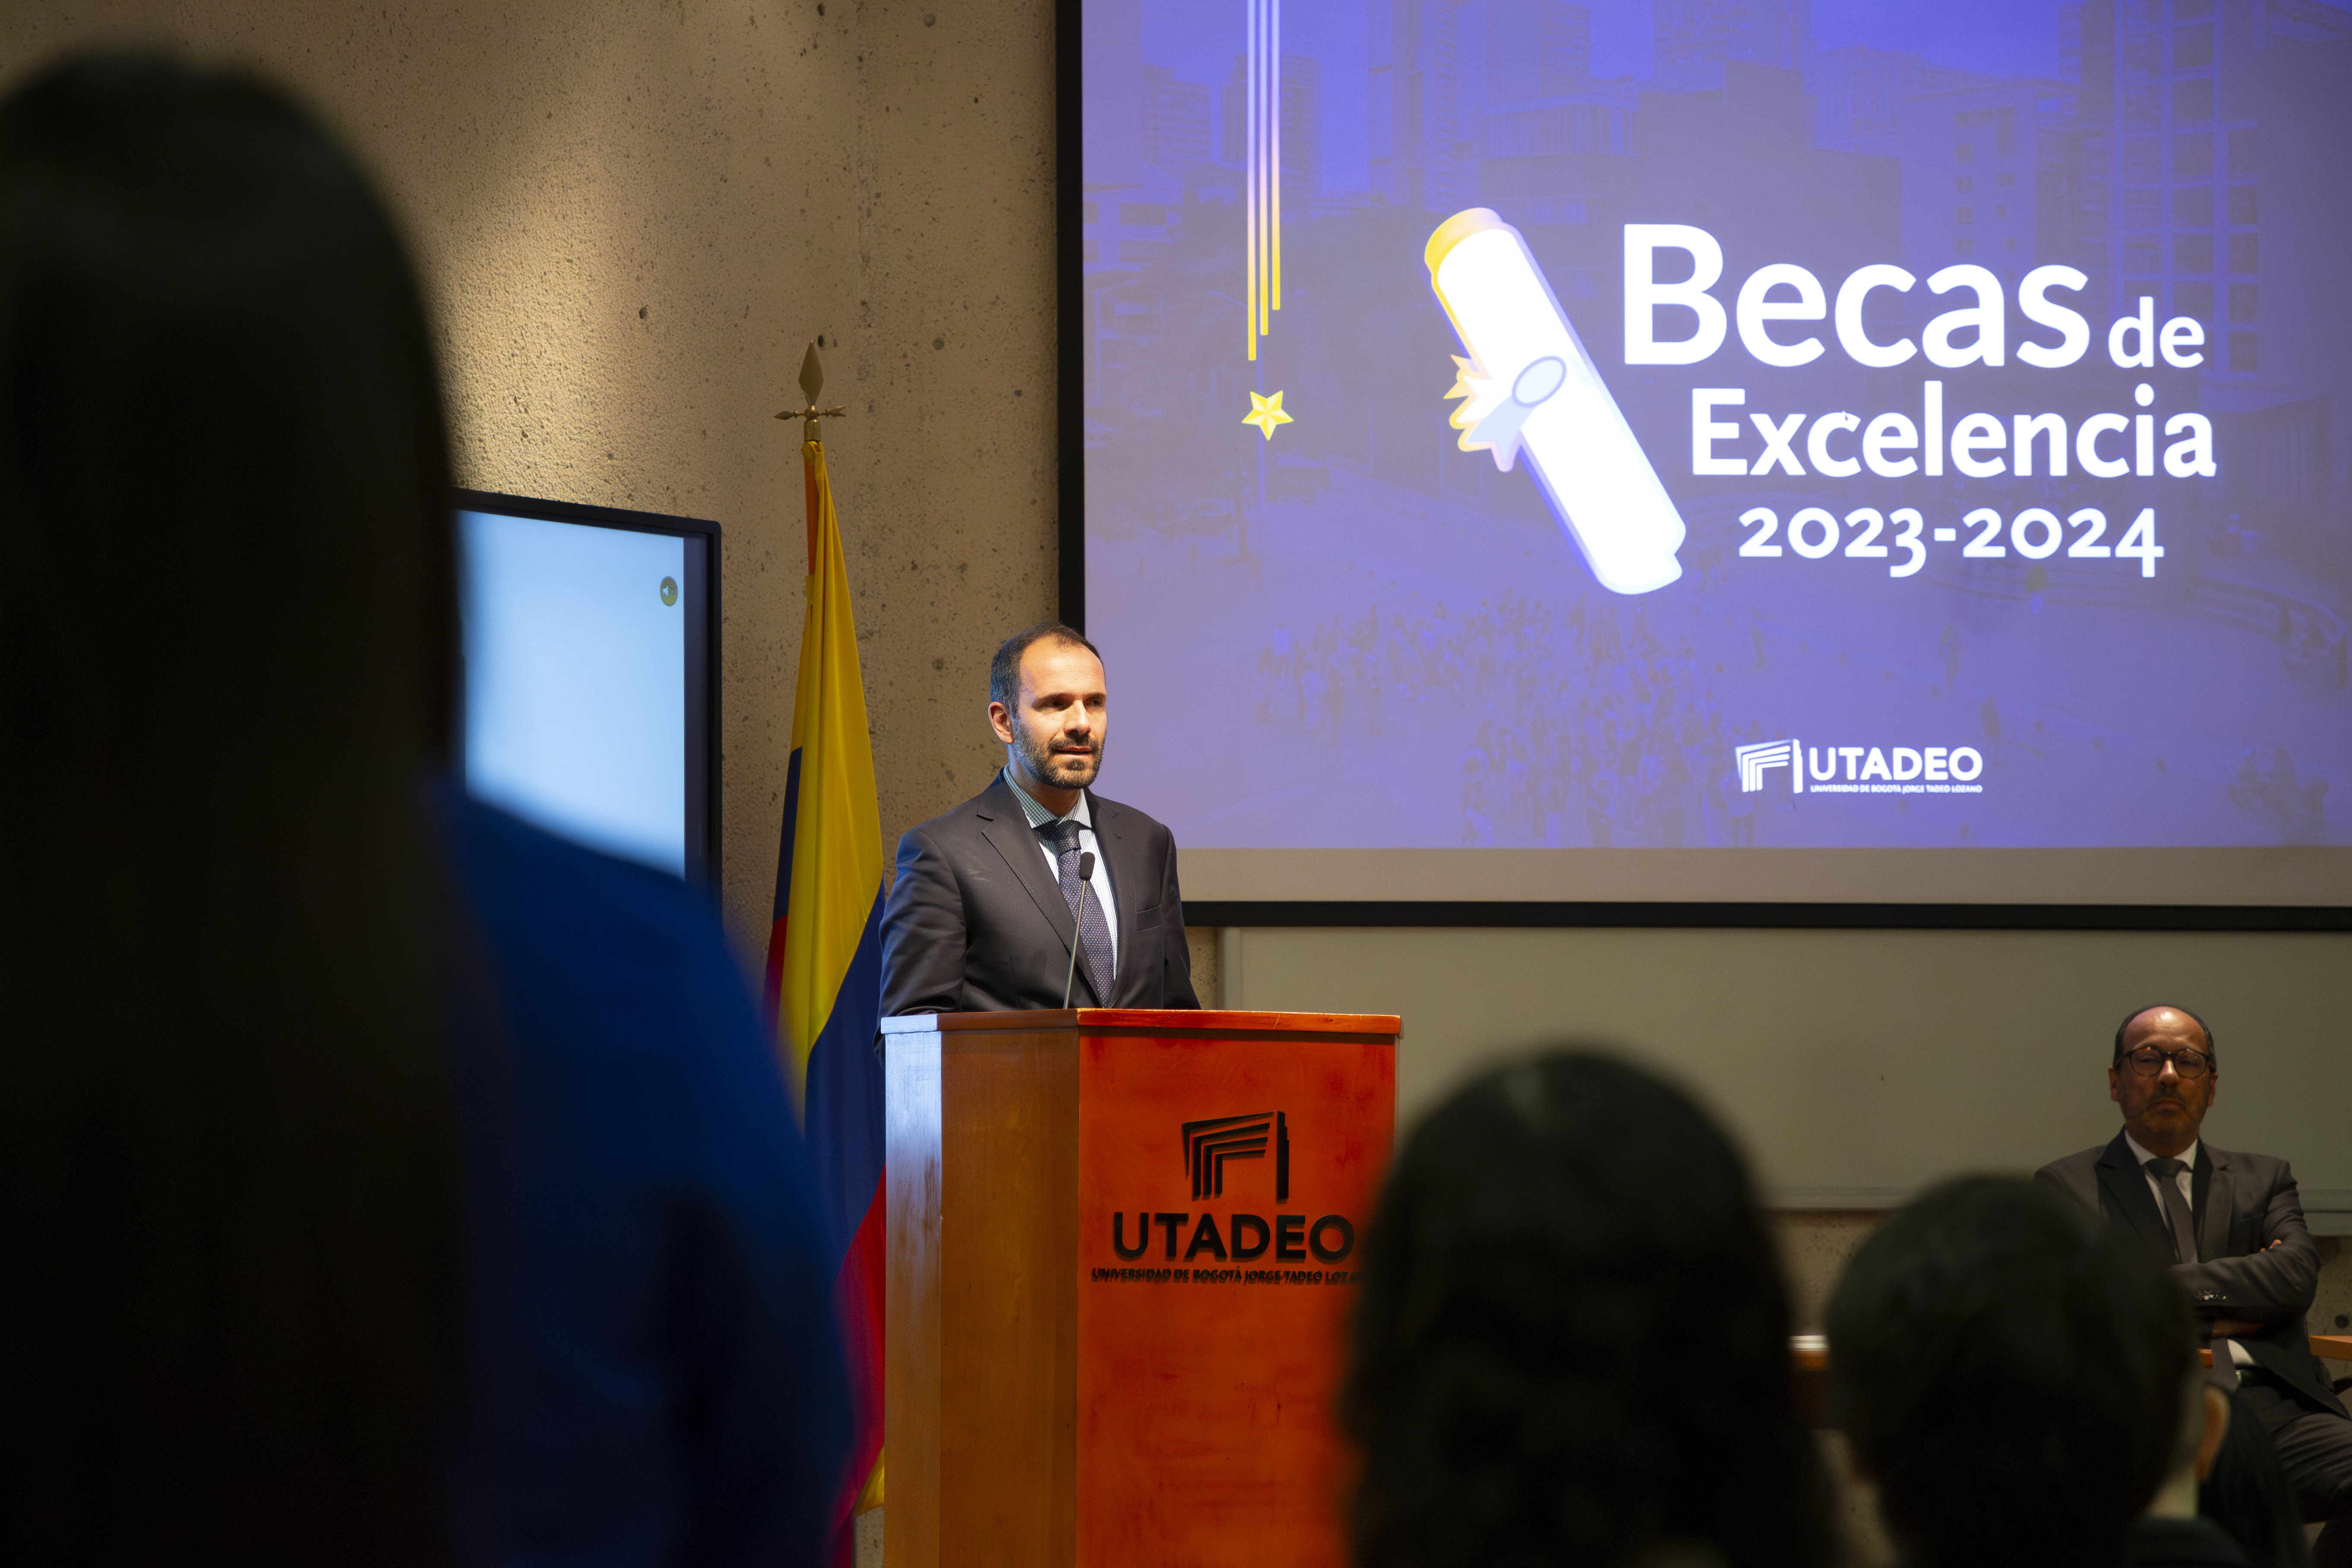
[1826,1176,2196,1568]
[0,51,456,1561]
[1342,1050,1833,1568]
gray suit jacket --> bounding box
[2035,1131,2345,1418]
[877,776,1200,1017]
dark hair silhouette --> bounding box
[0,52,458,1562]
[2200,1387,2312,1568]
[1342,1051,1834,1568]
[989,620,1102,710]
[1827,1176,2196,1568]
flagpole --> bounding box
[771,344,883,1562]
[777,339,848,449]
[779,342,847,578]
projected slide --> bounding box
[461,510,689,876]
[1079,0,2352,900]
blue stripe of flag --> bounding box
[802,890,886,1277]
[771,747,804,924]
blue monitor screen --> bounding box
[458,493,716,882]
[1077,0,2352,906]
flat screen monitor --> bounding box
[1073,0,2352,912]
[456,490,720,885]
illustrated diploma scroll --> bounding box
[1426,208,1686,595]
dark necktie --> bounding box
[2144,1156,2199,1264]
[1045,818,1114,1004]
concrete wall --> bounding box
[0,0,1060,965]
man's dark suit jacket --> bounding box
[878,775,1200,1016]
[2036,1131,2346,1419]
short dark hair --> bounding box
[1342,1051,1835,1568]
[1826,1176,2196,1568]
[2112,1002,2217,1068]
[989,621,1102,710]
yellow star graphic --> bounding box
[1242,389,1294,440]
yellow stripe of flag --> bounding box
[777,438,885,1086]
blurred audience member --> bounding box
[1827,1176,2208,1568]
[1342,1052,1834,1568]
[2201,1389,2316,1568]
[0,52,845,1565]
[2133,1364,2247,1566]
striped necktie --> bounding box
[1045,818,1113,1004]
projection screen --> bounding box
[1074,0,2352,907]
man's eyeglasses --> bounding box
[2120,1046,2215,1080]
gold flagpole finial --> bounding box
[777,339,846,443]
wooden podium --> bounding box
[881,1008,1400,1568]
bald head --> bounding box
[2111,1004,2214,1069]
[2108,1004,2219,1159]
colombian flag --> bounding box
[765,437,886,1565]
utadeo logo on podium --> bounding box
[1095,1108,1358,1284]
[1182,1111,1288,1201]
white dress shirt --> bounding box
[2124,1131,2253,1369]
[1002,768,1119,975]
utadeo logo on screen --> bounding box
[1736,739,1986,798]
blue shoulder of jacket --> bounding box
[434,785,761,1049]
[439,782,698,914]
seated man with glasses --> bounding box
[2037,1003,2352,1566]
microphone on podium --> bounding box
[1061,850,1096,1009]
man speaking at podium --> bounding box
[879,623,1200,1017]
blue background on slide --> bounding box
[460,511,688,875]
[1083,0,2350,851]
